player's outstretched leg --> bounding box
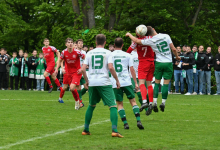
[132,105,144,129]
[110,107,123,138]
[81,88,88,96]
[118,108,129,129]
[139,84,149,112]
[153,83,160,112]
[160,84,168,112]
[58,88,65,103]
[146,85,153,116]
[82,105,96,135]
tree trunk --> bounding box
[82,0,89,28]
[72,0,80,27]
[108,2,116,31]
[87,0,95,28]
[192,0,203,26]
[104,0,109,29]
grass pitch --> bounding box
[0,90,220,150]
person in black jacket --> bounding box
[173,46,184,94]
[17,49,24,90]
[214,46,220,95]
[182,46,195,95]
[203,47,214,95]
[195,45,206,95]
[28,50,38,90]
[0,48,8,90]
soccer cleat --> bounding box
[139,102,149,112]
[82,130,91,135]
[160,103,165,112]
[146,104,153,116]
[48,86,53,93]
[112,131,124,138]
[124,123,129,129]
[153,103,158,112]
[58,99,64,103]
[137,121,144,130]
[80,102,85,108]
[75,101,80,110]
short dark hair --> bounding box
[44,38,49,41]
[193,45,197,48]
[13,52,17,55]
[19,49,23,52]
[109,44,114,47]
[0,48,5,51]
[24,52,28,54]
[76,39,83,44]
[146,26,154,36]
[83,45,88,48]
[39,53,43,55]
[96,34,106,45]
[89,46,94,48]
[65,38,73,43]
[32,50,37,53]
[114,38,124,48]
[176,46,181,48]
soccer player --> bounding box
[78,34,123,138]
[76,39,88,106]
[127,25,155,115]
[110,38,144,130]
[42,38,62,93]
[126,26,180,112]
[55,38,85,110]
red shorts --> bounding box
[63,73,82,86]
[46,65,55,75]
[138,61,155,81]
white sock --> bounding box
[153,98,157,104]
[162,99,166,104]
[59,97,62,100]
[149,102,152,105]
[143,100,147,103]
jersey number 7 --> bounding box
[142,47,147,57]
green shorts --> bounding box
[88,85,116,107]
[154,61,173,80]
[80,77,86,85]
[113,85,135,102]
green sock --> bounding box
[81,88,87,96]
[133,105,141,121]
[84,105,96,132]
[110,107,118,132]
[162,84,169,99]
[118,108,127,124]
[137,92,148,111]
[154,83,160,98]
[77,90,82,100]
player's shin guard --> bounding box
[54,78,61,89]
[118,108,127,124]
[110,107,118,133]
[45,76,52,88]
[147,85,153,103]
[59,88,65,99]
[162,84,169,104]
[140,84,147,103]
[72,89,80,101]
[133,105,141,121]
[84,105,96,132]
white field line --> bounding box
[0,119,110,150]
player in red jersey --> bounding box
[42,38,62,93]
[55,38,85,110]
[127,25,155,115]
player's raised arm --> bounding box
[126,33,142,45]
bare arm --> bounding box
[108,63,120,89]
[170,43,180,61]
[126,33,142,45]
[130,66,138,90]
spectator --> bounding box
[35,53,46,91]
[0,48,8,90]
[173,46,184,94]
[182,46,195,95]
[17,49,24,90]
[28,50,38,91]
[4,49,11,89]
[214,46,220,95]
[20,52,29,90]
[192,45,198,95]
[203,47,214,95]
[109,44,114,52]
[83,45,88,53]
[89,46,94,51]
[9,52,19,90]
[195,45,206,95]
[73,42,77,49]
[182,45,187,54]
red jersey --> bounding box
[42,46,57,66]
[60,49,85,74]
[127,36,154,62]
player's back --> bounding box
[85,48,112,86]
[130,51,139,78]
[42,46,57,65]
[110,50,132,88]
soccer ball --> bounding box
[136,25,147,36]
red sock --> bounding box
[59,88,65,98]
[72,89,80,101]
[140,84,147,101]
[54,78,61,87]
[45,76,52,88]
[148,85,153,103]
